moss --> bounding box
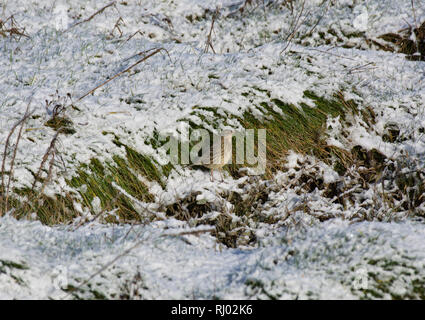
[45,116,76,135]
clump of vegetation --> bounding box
[350,258,425,299]
[224,90,356,179]
[161,185,265,248]
[43,92,76,135]
[0,15,29,39]
[119,272,147,300]
[45,117,75,135]
[1,86,423,247]
[1,47,168,224]
[376,20,425,61]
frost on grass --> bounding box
[1,216,425,299]
[0,0,425,299]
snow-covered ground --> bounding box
[1,0,425,299]
[2,215,425,299]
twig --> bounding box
[411,0,418,30]
[72,194,121,231]
[11,128,63,220]
[305,0,331,38]
[61,229,147,300]
[76,48,169,103]
[162,227,215,237]
[38,145,57,195]
[1,100,32,215]
[121,47,161,63]
[262,0,267,17]
[60,226,214,299]
[306,47,359,61]
[204,7,219,54]
[31,130,62,191]
[347,62,376,74]
[4,103,32,211]
[64,1,116,33]
[125,29,143,42]
[0,14,29,39]
[110,17,125,37]
[280,0,307,54]
[1,121,20,198]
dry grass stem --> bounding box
[0,100,32,215]
[204,7,219,54]
[0,14,29,39]
[76,48,169,103]
[64,1,117,33]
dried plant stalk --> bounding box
[204,7,219,54]
[76,48,168,102]
[1,101,32,215]
[64,1,117,33]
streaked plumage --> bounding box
[193,129,234,181]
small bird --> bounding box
[192,129,234,182]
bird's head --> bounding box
[221,129,235,138]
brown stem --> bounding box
[64,1,117,33]
[1,100,32,215]
[76,48,169,103]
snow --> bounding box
[1,215,425,299]
[1,0,425,299]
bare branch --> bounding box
[1,100,32,215]
[64,1,116,33]
[76,48,169,103]
[204,7,219,54]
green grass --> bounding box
[225,90,356,177]
[153,90,359,246]
[67,149,158,223]
[44,116,76,135]
[2,90,358,228]
[0,259,29,272]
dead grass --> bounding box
[2,88,423,247]
[64,1,118,33]
[0,101,32,216]
[375,20,425,61]
[204,7,219,54]
[0,15,29,39]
